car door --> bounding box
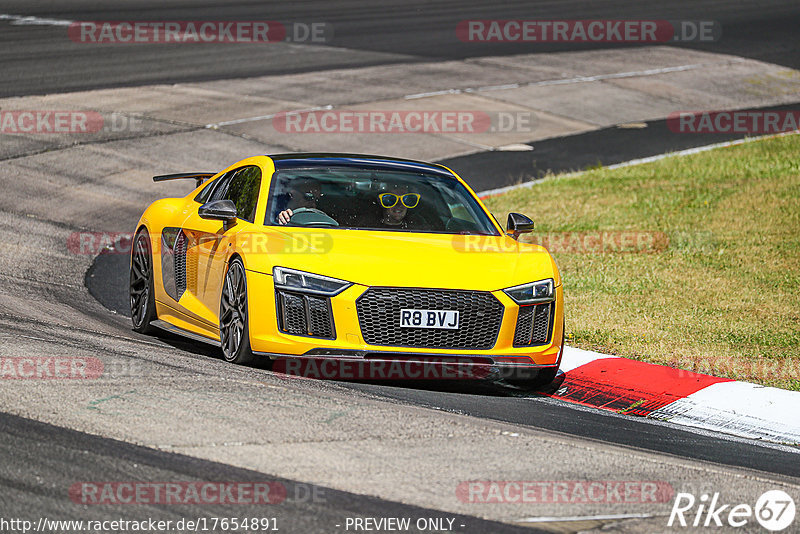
[156,170,232,327]
[176,166,263,327]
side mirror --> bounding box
[507,212,534,240]
[199,199,238,228]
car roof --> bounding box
[266,153,456,178]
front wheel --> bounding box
[130,228,157,334]
[505,367,559,391]
[219,258,255,365]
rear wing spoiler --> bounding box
[153,172,216,188]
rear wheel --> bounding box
[220,258,255,365]
[130,229,157,334]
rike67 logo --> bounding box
[669,490,795,531]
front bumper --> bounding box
[247,270,565,372]
[257,349,563,381]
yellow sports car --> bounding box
[130,153,564,385]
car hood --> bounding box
[242,228,560,291]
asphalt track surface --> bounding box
[0,0,799,96]
[88,252,800,482]
[3,1,800,532]
[444,103,800,191]
[0,411,539,534]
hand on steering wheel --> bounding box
[288,207,339,227]
[291,207,327,216]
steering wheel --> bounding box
[289,207,339,227]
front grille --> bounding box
[513,302,553,346]
[356,288,504,349]
[277,290,335,339]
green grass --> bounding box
[483,134,800,390]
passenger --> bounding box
[375,184,425,230]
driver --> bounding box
[277,178,323,225]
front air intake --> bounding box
[276,290,335,339]
[513,302,554,347]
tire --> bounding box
[505,367,558,390]
[534,366,559,386]
[219,257,255,365]
[130,228,157,334]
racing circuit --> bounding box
[1,1,799,533]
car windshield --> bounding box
[265,167,499,235]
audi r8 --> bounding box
[130,153,564,385]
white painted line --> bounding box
[404,62,734,100]
[208,60,742,131]
[604,129,800,170]
[649,381,800,445]
[208,104,501,153]
[205,105,334,128]
[0,14,73,26]
[525,63,713,88]
[467,83,521,92]
[516,513,655,523]
[496,143,534,151]
[404,89,462,100]
[446,138,496,152]
[476,178,543,198]
[477,130,800,197]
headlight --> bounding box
[273,267,352,296]
[503,278,554,304]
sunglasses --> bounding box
[379,193,420,209]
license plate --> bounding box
[400,309,459,330]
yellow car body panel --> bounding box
[133,154,564,375]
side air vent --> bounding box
[174,231,187,297]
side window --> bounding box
[194,170,233,204]
[194,180,215,204]
[221,166,262,223]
